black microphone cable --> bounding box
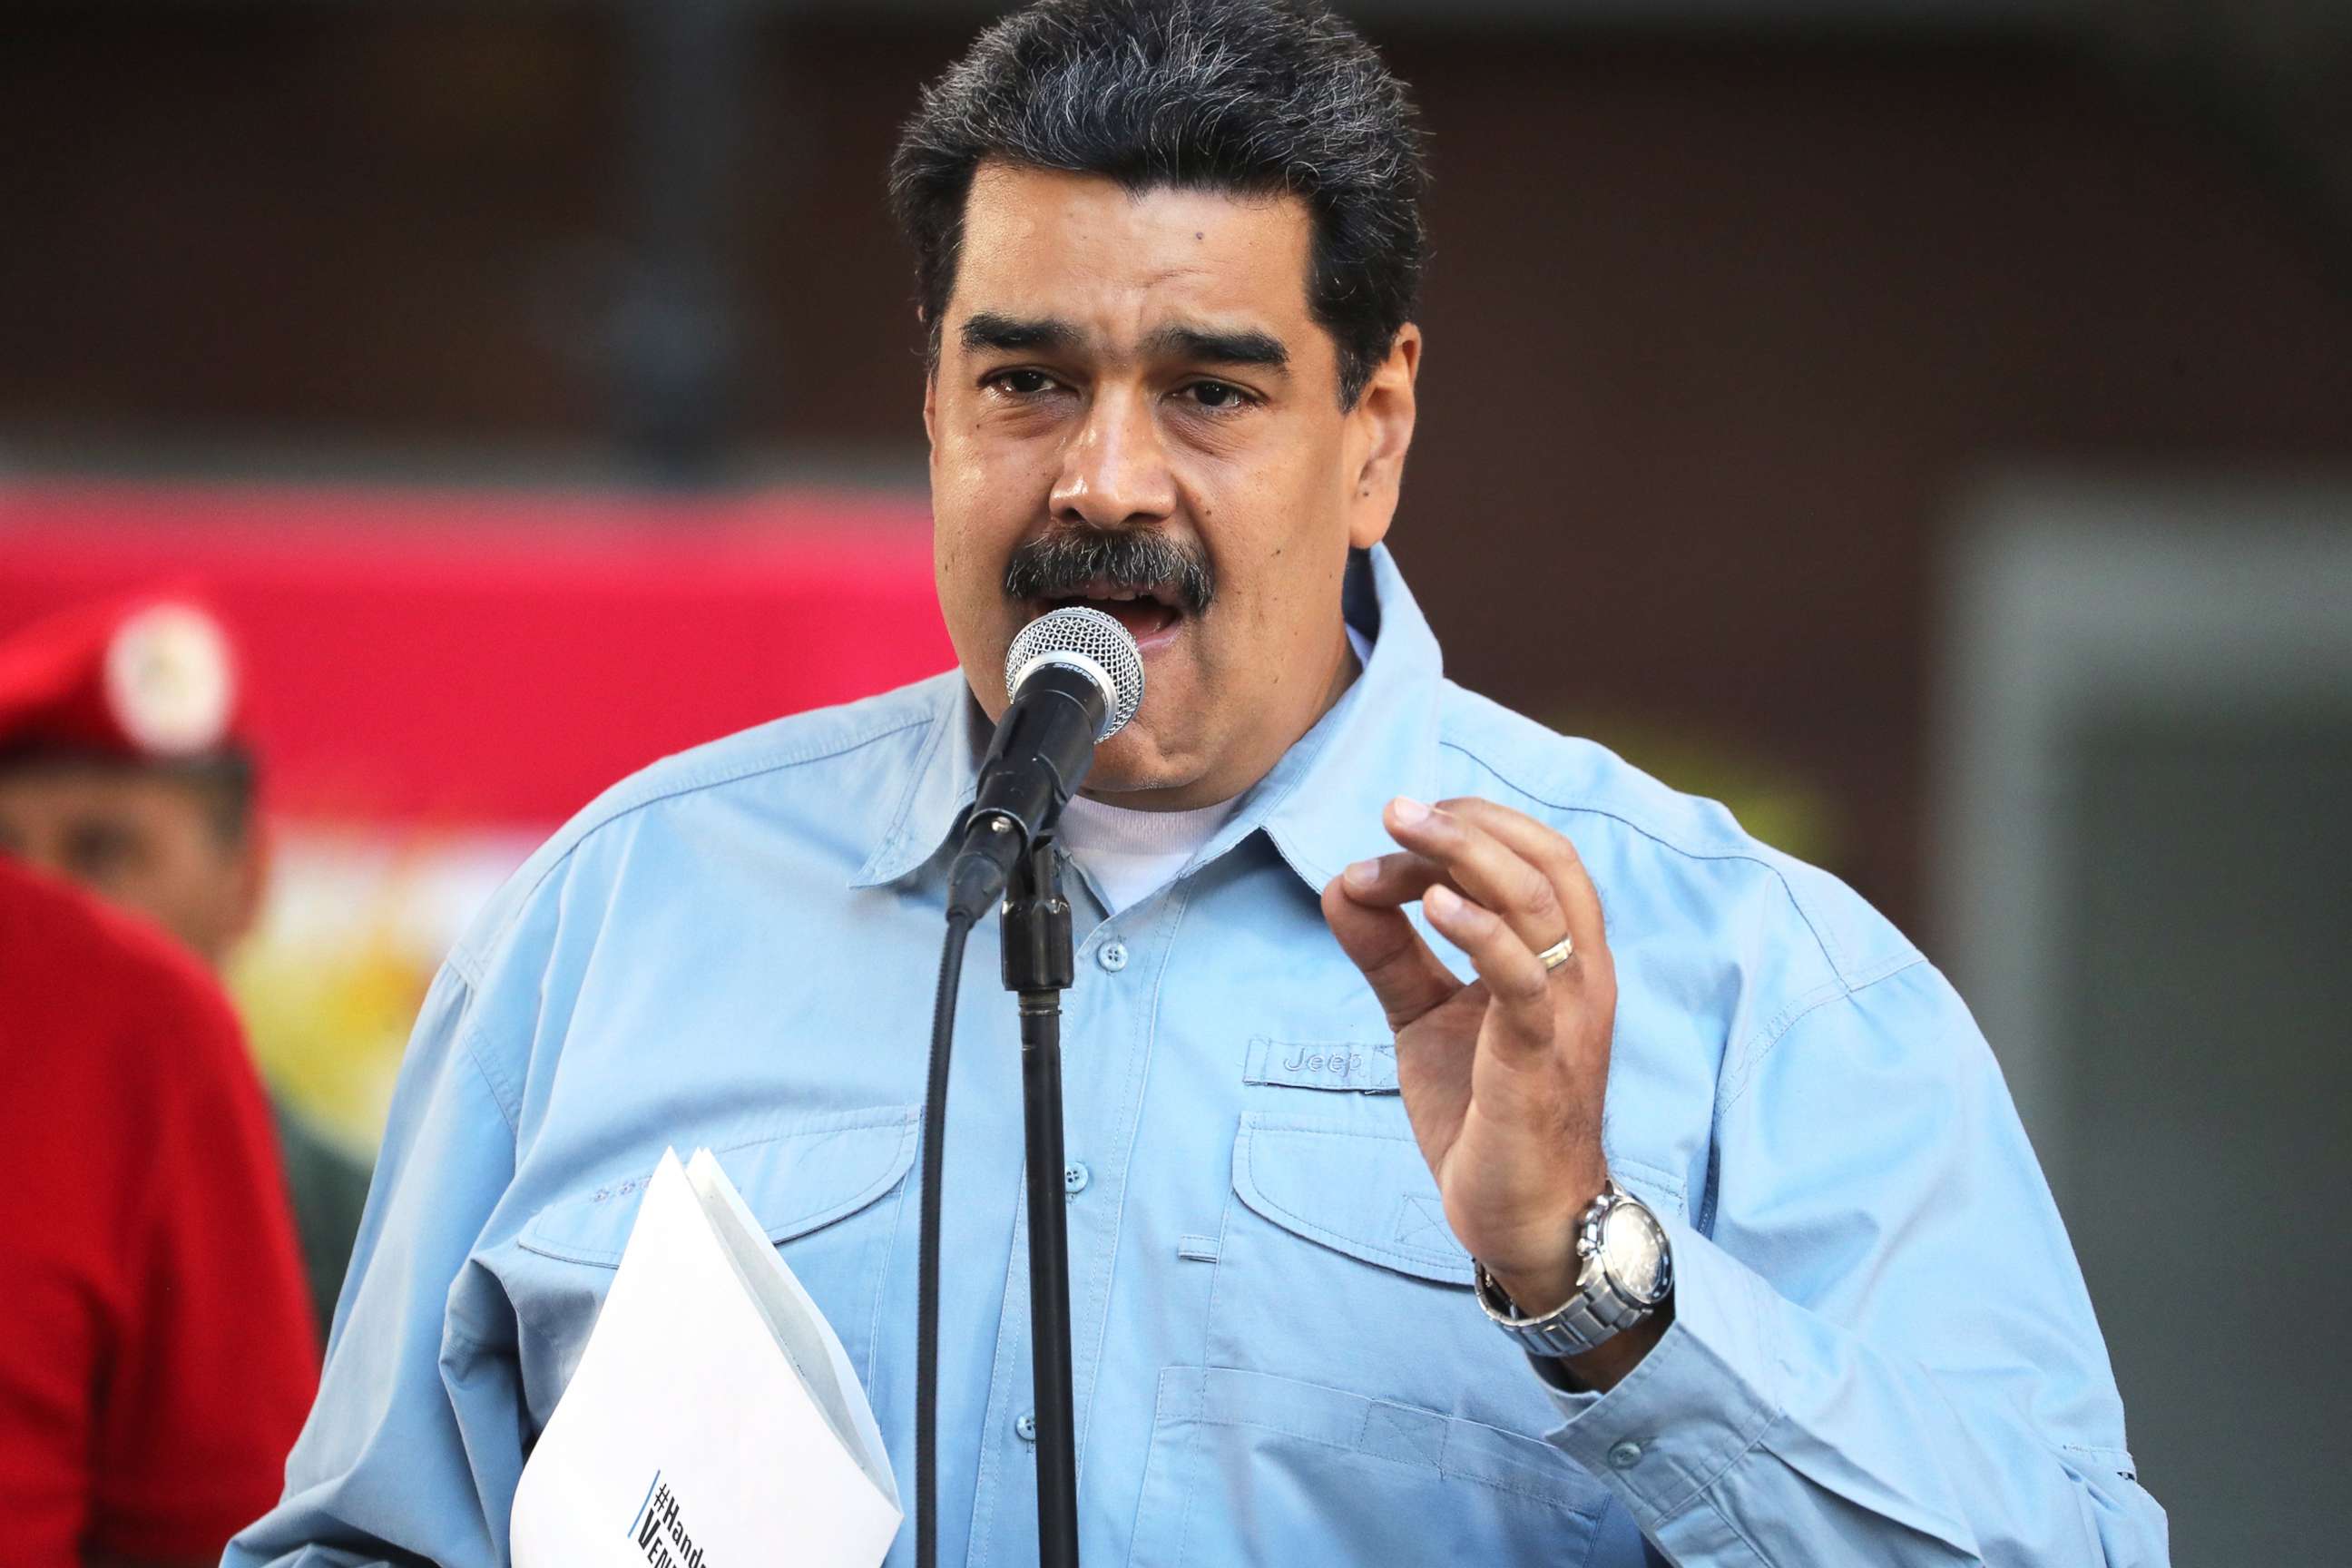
[916,908,975,1568]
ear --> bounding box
[921,310,941,447]
[1344,324,1421,552]
[225,813,270,949]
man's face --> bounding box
[926,162,1418,809]
[0,763,263,969]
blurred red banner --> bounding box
[0,478,953,826]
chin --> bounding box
[1082,725,1203,801]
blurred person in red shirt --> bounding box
[0,854,318,1566]
[0,597,372,1342]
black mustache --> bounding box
[1003,529,1215,616]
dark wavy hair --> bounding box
[889,0,1429,408]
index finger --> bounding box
[1434,798,1606,961]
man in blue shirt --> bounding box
[231,2,2166,1563]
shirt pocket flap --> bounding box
[1232,1115,1473,1285]
[1231,1116,1694,1289]
[519,1105,920,1269]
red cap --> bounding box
[0,596,249,763]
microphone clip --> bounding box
[999,835,1074,997]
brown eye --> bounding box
[1184,380,1251,410]
[988,369,1057,397]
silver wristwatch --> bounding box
[1473,1179,1673,1358]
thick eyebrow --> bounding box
[1142,322,1289,374]
[958,312,1081,355]
[958,311,1289,377]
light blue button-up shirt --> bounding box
[231,546,2166,1567]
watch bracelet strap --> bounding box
[1472,1258,1648,1357]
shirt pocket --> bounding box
[1208,1115,1687,1401]
[1168,1114,1616,1561]
[1206,1116,1544,1423]
[502,1105,919,1426]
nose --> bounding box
[1049,382,1177,531]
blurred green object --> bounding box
[270,1098,374,1348]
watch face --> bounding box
[1599,1201,1670,1304]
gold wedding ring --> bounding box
[1535,934,1575,971]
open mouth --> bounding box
[1033,580,1187,647]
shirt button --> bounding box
[1098,939,1129,972]
[1607,1439,1644,1470]
[1015,1412,1038,1443]
[1063,1161,1091,1197]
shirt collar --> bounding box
[850,543,1444,896]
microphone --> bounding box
[945,607,1145,924]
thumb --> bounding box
[1321,876,1459,1030]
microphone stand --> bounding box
[1000,835,1082,1568]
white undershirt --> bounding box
[1058,623,1373,915]
[1057,791,1239,915]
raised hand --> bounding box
[1320,796,1641,1375]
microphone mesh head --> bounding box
[1005,606,1145,740]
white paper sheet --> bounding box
[511,1148,902,1568]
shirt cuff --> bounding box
[1527,1211,1786,1532]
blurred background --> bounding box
[2,1,2346,1561]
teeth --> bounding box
[1044,584,1169,608]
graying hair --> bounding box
[889,0,1429,408]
